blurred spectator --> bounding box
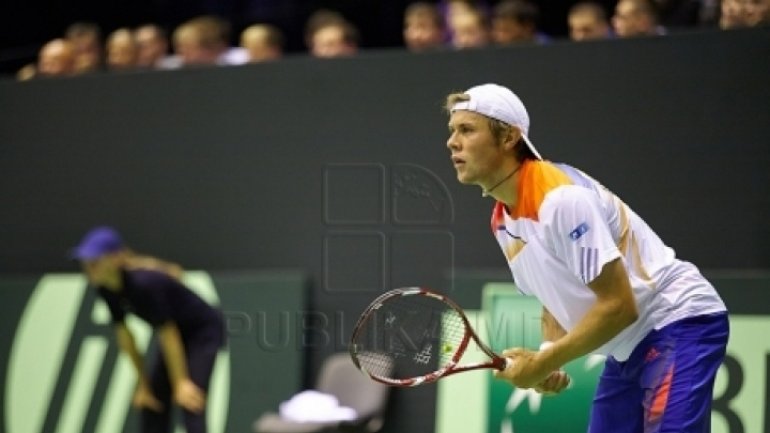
[568,1,613,41]
[305,10,359,58]
[613,0,666,37]
[16,63,37,81]
[305,9,345,46]
[450,6,490,49]
[492,0,549,44]
[442,0,484,34]
[106,28,138,70]
[37,38,76,77]
[403,2,446,52]
[172,15,247,67]
[65,22,103,74]
[719,0,770,28]
[134,24,174,69]
[240,24,284,62]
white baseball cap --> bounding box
[450,83,543,160]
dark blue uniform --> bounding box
[98,269,225,433]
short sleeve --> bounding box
[97,287,126,324]
[539,186,621,285]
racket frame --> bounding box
[349,287,509,387]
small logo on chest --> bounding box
[569,222,590,241]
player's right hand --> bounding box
[175,377,206,414]
[133,384,164,412]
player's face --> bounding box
[82,254,121,287]
[447,111,506,188]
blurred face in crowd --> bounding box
[311,25,355,58]
[492,17,534,44]
[241,26,282,62]
[613,0,655,37]
[404,12,444,51]
[174,29,220,65]
[69,33,102,73]
[107,29,138,70]
[569,11,611,40]
[135,26,169,67]
[452,12,489,49]
[38,39,75,76]
[447,0,474,31]
[720,0,770,28]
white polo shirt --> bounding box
[492,160,726,361]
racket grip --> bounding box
[502,357,514,370]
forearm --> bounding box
[115,324,151,387]
[537,258,638,372]
[538,300,634,372]
[156,322,189,388]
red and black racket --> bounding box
[349,287,511,387]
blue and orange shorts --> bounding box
[589,312,729,433]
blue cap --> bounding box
[71,226,124,260]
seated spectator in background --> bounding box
[443,0,481,35]
[492,0,549,44]
[106,28,138,70]
[172,15,247,67]
[450,6,490,49]
[568,1,613,41]
[37,39,76,78]
[305,10,359,58]
[403,2,446,52]
[16,63,37,81]
[65,22,103,74]
[134,24,174,69]
[240,24,284,62]
[719,0,770,28]
[613,0,666,37]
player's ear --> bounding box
[503,128,520,152]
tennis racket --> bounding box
[349,287,512,387]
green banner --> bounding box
[484,284,602,433]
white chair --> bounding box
[253,352,392,433]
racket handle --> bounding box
[503,357,514,370]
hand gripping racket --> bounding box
[349,287,512,387]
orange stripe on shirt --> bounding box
[511,160,573,221]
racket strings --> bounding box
[352,293,467,380]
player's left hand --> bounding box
[493,347,551,389]
[175,378,206,413]
[533,370,571,395]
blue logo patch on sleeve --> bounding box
[569,222,590,241]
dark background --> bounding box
[1,27,769,432]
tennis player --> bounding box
[71,226,225,433]
[445,83,728,432]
